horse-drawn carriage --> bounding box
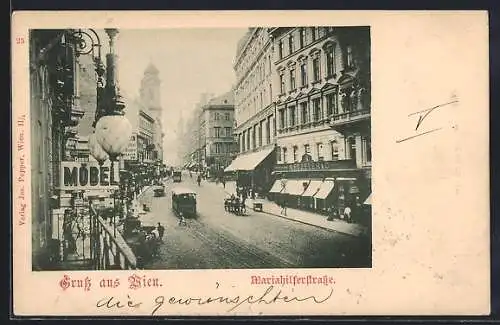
[126,224,161,268]
[224,197,247,215]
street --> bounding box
[138,175,371,269]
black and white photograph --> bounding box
[29,26,372,271]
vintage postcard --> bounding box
[12,11,489,316]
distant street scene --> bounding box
[30,26,371,271]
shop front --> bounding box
[224,146,276,197]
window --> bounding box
[282,147,288,163]
[316,143,324,161]
[269,84,273,103]
[300,62,308,86]
[280,73,286,94]
[214,127,222,137]
[279,41,284,59]
[289,105,296,127]
[277,147,282,161]
[224,127,232,137]
[214,112,220,120]
[289,69,296,90]
[293,146,298,162]
[304,144,311,155]
[224,112,230,120]
[300,102,309,124]
[266,117,271,144]
[215,143,222,154]
[347,45,355,68]
[242,131,246,151]
[326,46,336,77]
[258,122,263,147]
[331,142,339,160]
[363,136,372,163]
[289,35,294,54]
[252,125,257,149]
[247,130,251,151]
[311,27,317,41]
[313,98,321,121]
[300,28,306,47]
[312,57,320,82]
[279,108,285,129]
[268,55,272,74]
[326,93,338,116]
[347,137,356,160]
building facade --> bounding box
[138,109,156,164]
[29,29,85,269]
[228,28,277,192]
[199,91,238,179]
[269,26,371,216]
[139,63,164,164]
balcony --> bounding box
[277,118,330,136]
[329,108,370,133]
[67,103,85,127]
[275,159,357,173]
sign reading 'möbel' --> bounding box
[60,161,120,190]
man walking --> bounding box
[197,174,201,187]
[280,196,287,216]
[157,222,165,241]
[344,205,352,223]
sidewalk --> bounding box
[207,181,369,238]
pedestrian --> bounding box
[344,206,352,223]
[157,222,165,241]
[222,178,226,189]
[197,175,201,187]
[280,196,287,216]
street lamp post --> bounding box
[72,29,132,243]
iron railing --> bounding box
[90,206,137,270]
[275,159,356,172]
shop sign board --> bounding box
[123,133,138,161]
[60,161,120,190]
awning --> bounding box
[282,179,303,195]
[269,179,286,193]
[364,193,372,205]
[301,180,323,197]
[224,147,274,172]
[286,180,310,196]
[314,180,335,199]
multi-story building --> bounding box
[227,28,277,192]
[138,108,156,164]
[29,29,85,269]
[268,26,371,216]
[140,63,164,164]
[198,91,238,179]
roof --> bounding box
[206,91,235,107]
[171,186,197,195]
[144,63,159,75]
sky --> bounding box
[104,28,247,165]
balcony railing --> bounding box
[329,108,370,126]
[275,159,357,172]
[277,118,330,135]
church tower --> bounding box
[139,63,164,163]
[140,63,162,120]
